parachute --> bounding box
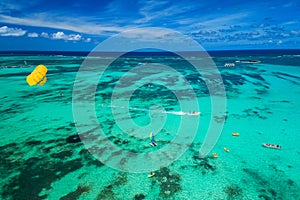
[26,64,48,86]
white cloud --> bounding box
[0,1,22,13]
[41,32,49,38]
[0,14,128,36]
[290,30,299,35]
[280,33,289,37]
[95,27,203,52]
[52,31,65,39]
[135,2,194,24]
[283,21,298,25]
[0,25,26,36]
[51,31,82,41]
[28,32,38,37]
[189,13,249,31]
[121,28,170,39]
[68,34,81,41]
[84,38,91,42]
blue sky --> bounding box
[0,0,299,51]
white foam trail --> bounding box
[165,111,200,116]
[99,104,200,116]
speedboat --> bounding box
[172,111,200,116]
[235,60,261,64]
[262,143,281,149]
[186,112,200,116]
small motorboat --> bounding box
[262,143,281,150]
[186,112,200,116]
[235,60,261,64]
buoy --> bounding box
[232,132,240,136]
[224,147,230,152]
[212,153,218,158]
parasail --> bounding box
[26,64,48,86]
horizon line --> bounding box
[0,48,299,53]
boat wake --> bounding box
[164,111,200,116]
[100,104,200,116]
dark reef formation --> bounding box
[224,184,243,199]
[242,168,299,200]
[153,167,181,198]
[96,173,128,200]
[0,130,103,200]
[60,185,90,200]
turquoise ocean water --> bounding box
[0,50,299,199]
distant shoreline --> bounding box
[0,49,299,57]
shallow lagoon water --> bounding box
[0,50,299,199]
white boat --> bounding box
[224,63,235,67]
[172,111,200,116]
[262,143,281,149]
[186,112,200,116]
[235,60,261,64]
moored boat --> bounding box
[262,143,281,149]
[232,132,240,136]
[224,147,230,152]
[224,63,235,67]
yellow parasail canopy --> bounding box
[26,64,48,86]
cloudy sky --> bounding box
[0,0,299,51]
